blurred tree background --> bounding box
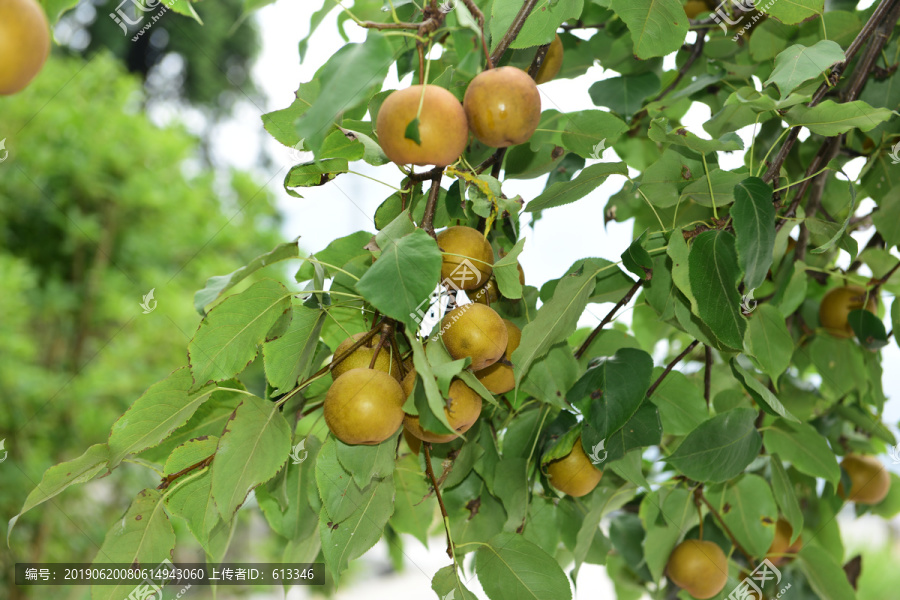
[0,50,283,597]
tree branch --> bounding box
[631,34,706,125]
[574,279,645,359]
[489,0,541,65]
[763,0,900,184]
[460,0,493,68]
[423,442,453,558]
[422,171,443,238]
[646,340,699,397]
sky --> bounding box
[202,1,900,597]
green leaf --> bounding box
[391,454,434,546]
[165,438,218,547]
[679,169,746,208]
[872,186,900,248]
[763,419,840,485]
[8,444,108,542]
[494,238,526,299]
[769,454,804,542]
[475,532,573,600]
[588,73,661,119]
[688,231,747,350]
[404,117,421,145]
[621,230,653,279]
[743,304,793,383]
[602,402,663,464]
[579,348,654,452]
[320,129,366,161]
[163,436,218,474]
[765,41,845,98]
[194,241,298,314]
[848,308,890,350]
[667,408,762,482]
[90,489,175,600]
[316,438,365,523]
[524,162,628,212]
[211,395,291,518]
[649,118,744,153]
[491,0,583,50]
[512,260,603,384]
[406,336,456,433]
[705,474,778,558]
[640,488,698,580]
[108,367,217,468]
[432,565,479,600]
[561,110,629,159]
[262,81,320,148]
[784,100,892,136]
[355,229,441,331]
[797,544,857,600]
[320,475,394,583]
[335,436,396,488]
[189,279,292,386]
[263,305,326,393]
[284,158,350,197]
[296,231,373,281]
[646,369,708,436]
[732,177,776,291]
[38,0,79,22]
[730,360,798,421]
[295,36,395,156]
[610,0,689,59]
[762,0,823,25]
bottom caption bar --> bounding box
[16,562,324,586]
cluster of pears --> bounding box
[376,65,542,166]
[665,454,891,600]
[0,0,51,95]
[324,225,525,446]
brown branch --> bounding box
[359,19,426,30]
[704,345,712,407]
[423,442,453,558]
[422,171,443,238]
[631,34,706,125]
[408,165,444,182]
[158,455,214,490]
[574,279,645,359]
[872,260,900,294]
[696,488,756,565]
[391,333,407,379]
[489,0,541,65]
[646,340,699,398]
[763,0,900,184]
[475,149,505,174]
[527,43,551,79]
[460,0,492,69]
[368,320,395,369]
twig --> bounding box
[460,0,492,69]
[368,320,395,369]
[872,260,900,294]
[704,345,712,407]
[408,165,444,182]
[489,0,541,65]
[696,488,756,565]
[574,279,645,359]
[527,43,551,79]
[157,455,214,490]
[422,171,443,237]
[646,340,700,397]
[423,442,453,558]
[631,34,706,125]
[763,0,900,184]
